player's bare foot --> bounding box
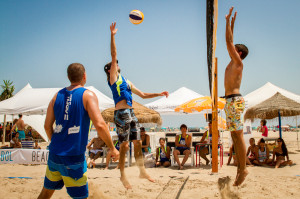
[139,172,155,182]
[233,168,248,186]
[120,175,132,189]
[104,167,108,170]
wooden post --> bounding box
[2,114,7,144]
[212,57,218,173]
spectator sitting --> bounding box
[10,132,21,148]
[271,138,293,168]
[155,138,171,167]
[199,121,220,165]
[34,140,41,149]
[253,138,272,166]
[173,124,191,170]
[140,127,151,154]
[105,139,120,170]
[260,119,268,137]
[87,136,105,168]
[247,138,258,165]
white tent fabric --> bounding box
[22,115,48,142]
[145,87,204,115]
[244,82,300,109]
[0,85,114,115]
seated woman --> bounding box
[10,132,21,148]
[173,124,191,170]
[105,139,120,170]
[247,138,258,164]
[271,138,293,168]
[140,127,151,154]
[199,122,220,165]
[155,138,171,167]
[253,138,272,166]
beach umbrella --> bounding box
[101,101,162,125]
[244,92,300,138]
[174,96,226,113]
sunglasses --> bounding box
[277,140,282,142]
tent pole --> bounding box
[2,114,6,144]
[296,116,299,150]
[278,110,282,138]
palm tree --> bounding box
[0,80,15,101]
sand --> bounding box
[1,130,300,199]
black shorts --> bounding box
[176,148,190,155]
[114,109,141,144]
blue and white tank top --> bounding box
[49,87,90,156]
[108,74,133,107]
[258,147,267,162]
[176,134,189,150]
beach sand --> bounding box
[1,130,300,199]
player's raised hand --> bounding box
[226,7,234,21]
[110,22,118,35]
[231,11,237,32]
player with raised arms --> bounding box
[104,22,169,189]
[224,7,249,186]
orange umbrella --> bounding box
[174,96,226,113]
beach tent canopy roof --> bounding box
[244,82,300,109]
[145,87,204,115]
[102,101,162,125]
[0,85,114,115]
[244,92,300,120]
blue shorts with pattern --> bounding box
[43,153,88,199]
[114,109,141,144]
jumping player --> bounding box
[224,7,249,186]
[105,22,169,189]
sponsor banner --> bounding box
[0,149,49,164]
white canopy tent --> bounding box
[145,87,204,115]
[0,84,114,142]
[244,82,300,109]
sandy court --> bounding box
[1,131,300,199]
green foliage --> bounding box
[0,80,15,101]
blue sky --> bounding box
[1,0,300,127]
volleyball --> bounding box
[129,10,144,25]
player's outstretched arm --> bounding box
[44,93,57,141]
[84,90,119,161]
[110,22,118,85]
[225,7,242,65]
[131,82,169,99]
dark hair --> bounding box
[261,119,267,126]
[278,138,288,156]
[235,44,248,60]
[18,114,22,118]
[104,60,118,80]
[159,138,165,142]
[250,137,255,142]
[260,138,265,143]
[140,127,145,132]
[180,124,187,130]
[67,63,85,83]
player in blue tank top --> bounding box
[104,22,169,189]
[38,63,119,199]
[174,124,191,170]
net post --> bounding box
[212,57,218,173]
